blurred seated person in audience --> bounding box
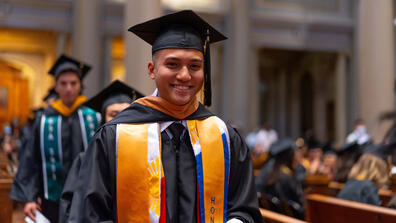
[297,130,321,172]
[334,142,364,183]
[1,124,18,175]
[318,150,337,179]
[338,145,389,206]
[305,143,323,175]
[256,139,305,219]
[293,138,308,184]
[254,121,278,155]
[251,121,278,168]
[306,142,337,179]
[245,127,259,151]
[294,139,337,182]
[346,118,371,145]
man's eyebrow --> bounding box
[190,58,203,62]
[164,56,181,61]
[164,57,203,62]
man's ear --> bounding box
[148,61,155,80]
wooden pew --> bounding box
[391,174,396,192]
[260,208,307,223]
[0,178,13,223]
[328,181,394,206]
[306,194,396,223]
[304,174,331,195]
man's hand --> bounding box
[24,202,41,222]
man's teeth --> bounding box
[174,85,189,90]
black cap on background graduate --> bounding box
[48,54,91,80]
[128,10,227,107]
[43,88,58,102]
[269,139,297,156]
[380,142,396,165]
[84,80,144,115]
[336,142,361,155]
[322,141,336,154]
[307,141,322,150]
[363,144,388,161]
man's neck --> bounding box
[62,100,74,107]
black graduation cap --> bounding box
[322,141,335,154]
[269,139,297,156]
[128,10,227,107]
[363,144,388,160]
[379,142,396,165]
[307,141,322,150]
[48,54,91,80]
[43,88,58,102]
[84,80,144,115]
[336,142,360,155]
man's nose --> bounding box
[66,83,72,91]
[177,66,191,81]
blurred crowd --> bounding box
[0,119,23,177]
[246,117,396,219]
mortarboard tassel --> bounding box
[203,28,212,107]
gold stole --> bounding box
[51,95,87,117]
[116,116,230,223]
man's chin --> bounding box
[168,97,193,106]
[61,98,75,106]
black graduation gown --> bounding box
[9,105,99,222]
[65,102,262,223]
[59,152,85,223]
[337,179,381,205]
[255,161,305,219]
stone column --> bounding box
[277,69,287,138]
[221,0,250,128]
[247,47,260,132]
[290,71,301,139]
[56,32,67,57]
[335,53,347,146]
[313,68,327,143]
[72,0,103,97]
[267,71,276,128]
[103,36,113,85]
[123,0,161,96]
[358,0,395,142]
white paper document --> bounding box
[24,210,51,223]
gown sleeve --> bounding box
[67,125,117,223]
[9,114,43,203]
[226,125,263,223]
[59,152,84,223]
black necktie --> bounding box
[162,122,198,222]
[168,122,185,147]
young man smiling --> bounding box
[149,48,204,106]
[67,10,262,223]
[10,55,101,223]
